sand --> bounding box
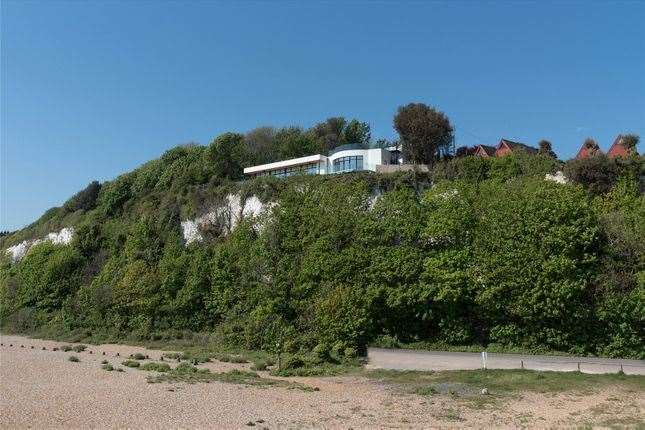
[1,334,642,429]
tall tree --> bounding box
[310,117,347,153]
[343,119,371,146]
[538,139,557,158]
[245,127,278,164]
[275,127,320,159]
[204,132,249,180]
[393,103,454,166]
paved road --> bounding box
[367,347,645,375]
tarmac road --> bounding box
[367,347,645,375]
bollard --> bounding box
[521,360,524,369]
[577,362,580,372]
[481,351,488,370]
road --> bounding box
[367,347,645,375]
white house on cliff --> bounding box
[243,144,407,178]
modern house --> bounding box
[243,144,403,178]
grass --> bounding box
[121,359,140,368]
[146,363,315,391]
[250,360,268,371]
[68,355,80,362]
[139,362,171,372]
[365,368,645,396]
[61,344,87,353]
[102,363,114,371]
[213,353,248,363]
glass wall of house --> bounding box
[333,155,363,173]
[254,162,321,178]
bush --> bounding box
[121,360,140,368]
[63,181,101,213]
[68,355,80,362]
[102,363,114,371]
[250,360,268,371]
[564,155,618,195]
[139,362,171,372]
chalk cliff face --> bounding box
[180,194,275,245]
[5,227,74,263]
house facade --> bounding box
[575,135,636,160]
[243,144,402,178]
[473,145,496,157]
[494,139,538,157]
[472,139,538,158]
[607,135,631,158]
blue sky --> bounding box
[2,1,644,231]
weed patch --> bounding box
[122,359,140,368]
[147,365,313,391]
[139,362,171,372]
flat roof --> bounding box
[243,154,326,174]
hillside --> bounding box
[1,140,643,360]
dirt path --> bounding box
[1,334,642,429]
[368,347,645,375]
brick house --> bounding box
[494,139,538,157]
[575,142,602,160]
[473,145,496,158]
[606,135,631,158]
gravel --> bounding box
[2,334,641,428]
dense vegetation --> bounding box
[1,132,643,360]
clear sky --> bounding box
[1,1,644,231]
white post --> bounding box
[481,351,487,370]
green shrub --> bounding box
[102,363,114,371]
[250,360,268,371]
[139,362,171,372]
[121,360,140,368]
[68,355,80,362]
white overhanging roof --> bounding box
[243,154,326,174]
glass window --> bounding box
[333,156,363,173]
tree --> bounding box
[63,181,101,213]
[583,138,601,157]
[310,117,347,153]
[343,119,371,146]
[621,134,639,155]
[310,117,371,153]
[245,127,278,165]
[275,127,320,160]
[393,103,454,166]
[538,140,557,158]
[564,155,618,195]
[204,132,249,180]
